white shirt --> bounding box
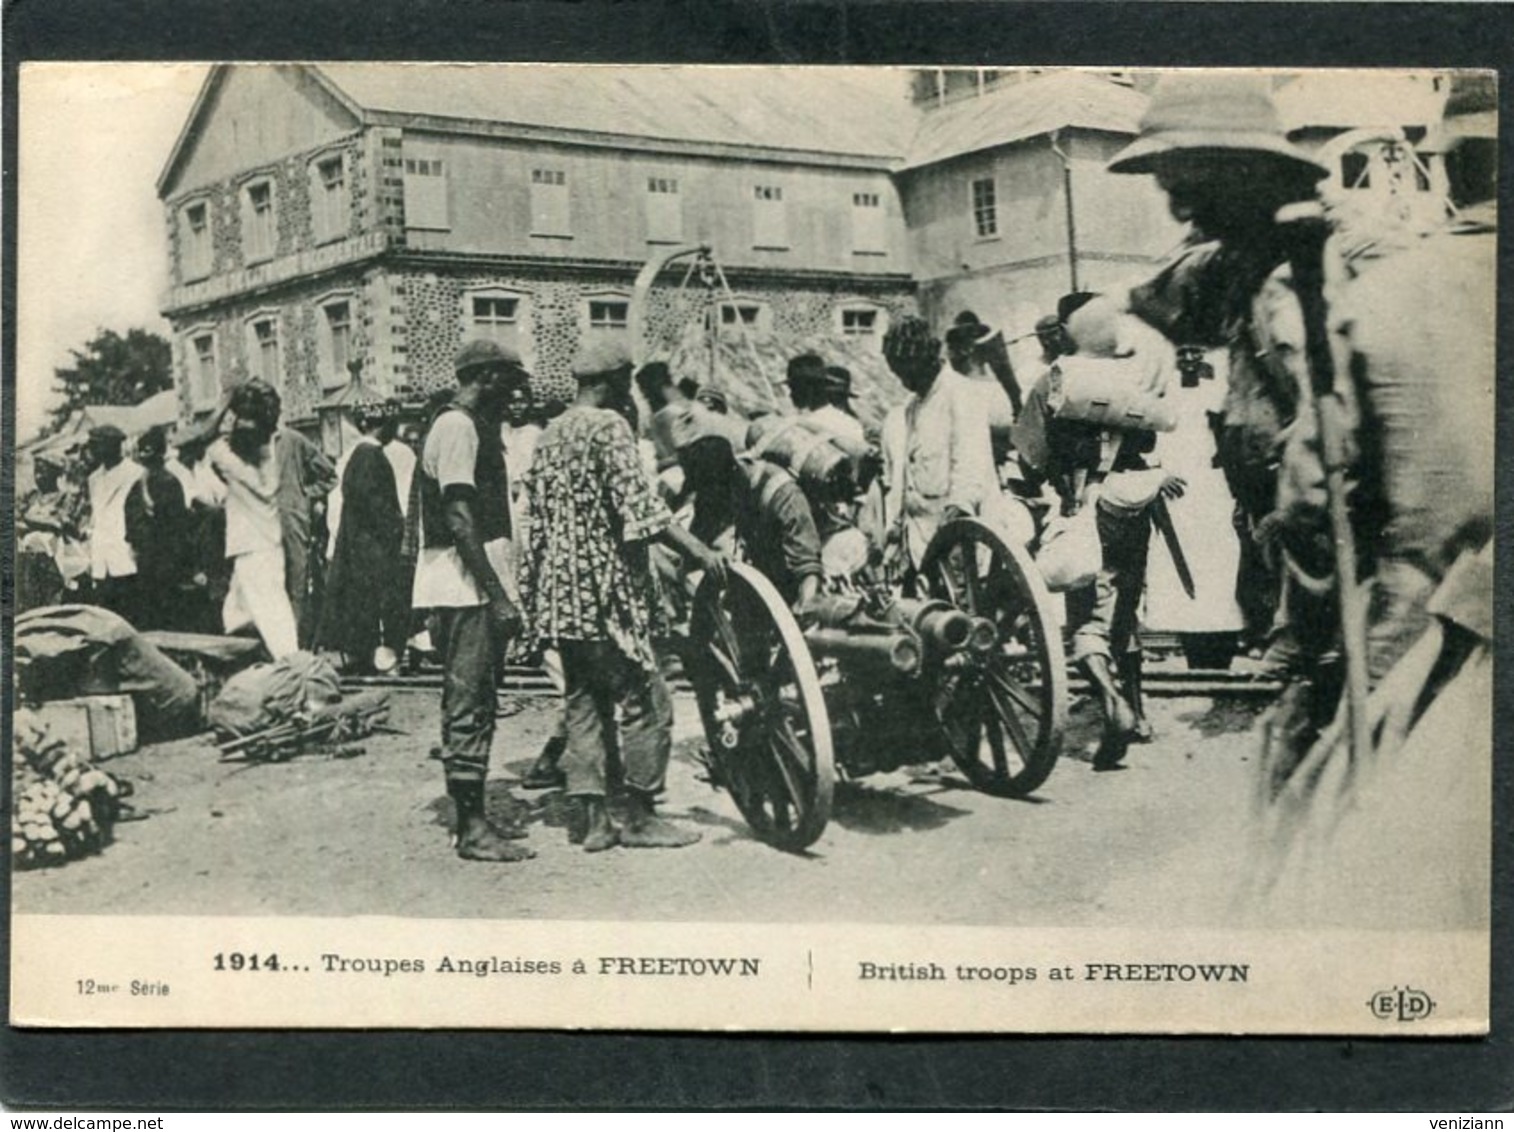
[187,459,227,508]
[87,459,144,579]
[165,457,196,501]
[209,438,282,558]
[324,435,377,558]
[411,411,514,609]
[881,370,996,564]
[804,404,866,446]
[384,438,416,519]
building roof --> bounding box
[1275,72,1449,135]
[21,390,181,457]
[316,63,915,164]
[901,70,1147,170]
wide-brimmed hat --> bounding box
[571,340,633,382]
[455,338,523,376]
[944,310,992,352]
[1108,74,1329,179]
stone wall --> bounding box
[396,266,917,401]
[163,132,367,288]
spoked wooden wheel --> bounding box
[687,563,835,851]
[915,518,1067,797]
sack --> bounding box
[1051,358,1178,433]
[1036,508,1102,592]
[208,650,342,737]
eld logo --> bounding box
[1367,986,1436,1022]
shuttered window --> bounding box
[645,176,682,243]
[404,156,450,230]
[311,154,348,243]
[181,202,211,281]
[242,180,276,262]
[851,190,886,255]
[752,184,788,249]
[530,168,571,236]
[187,331,219,409]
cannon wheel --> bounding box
[687,563,835,851]
[915,518,1067,797]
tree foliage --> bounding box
[48,328,173,432]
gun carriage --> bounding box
[686,518,1066,851]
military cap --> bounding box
[1108,73,1329,179]
[786,352,828,388]
[570,340,634,382]
[88,424,126,444]
[454,338,522,376]
[822,365,858,401]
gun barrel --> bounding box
[803,627,922,676]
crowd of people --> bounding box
[18,74,1492,878]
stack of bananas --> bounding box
[11,709,131,870]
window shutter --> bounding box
[404,157,450,230]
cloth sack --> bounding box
[1036,507,1102,592]
[208,650,342,736]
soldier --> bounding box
[1109,74,1493,793]
[877,315,996,572]
[411,340,534,862]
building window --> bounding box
[404,155,450,230]
[241,179,277,263]
[320,298,355,389]
[246,315,282,389]
[185,329,219,409]
[530,167,571,237]
[851,190,886,255]
[752,184,788,249]
[463,288,532,367]
[970,177,998,238]
[716,301,771,334]
[181,201,211,281]
[311,153,349,243]
[588,299,629,330]
[835,304,888,341]
[645,176,683,243]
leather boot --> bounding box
[1119,651,1154,743]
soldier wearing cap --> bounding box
[412,339,534,863]
[83,423,145,623]
[519,340,724,853]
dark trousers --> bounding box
[559,640,673,799]
[1068,503,1151,663]
[433,605,503,785]
[94,575,142,628]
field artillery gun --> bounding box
[687,518,1067,852]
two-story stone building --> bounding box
[157,63,922,442]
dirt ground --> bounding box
[14,686,1276,927]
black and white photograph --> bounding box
[9,62,1495,1033]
